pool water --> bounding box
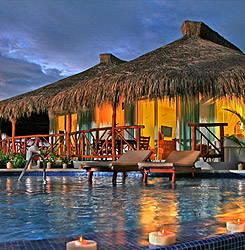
[0,176,244,244]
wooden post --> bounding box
[220,125,225,162]
[111,103,117,161]
[191,126,196,151]
[136,127,141,150]
[67,113,72,158]
[24,138,27,154]
[12,118,16,153]
[95,129,99,153]
[80,133,84,160]
[51,136,54,152]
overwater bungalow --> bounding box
[0,20,244,163]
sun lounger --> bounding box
[138,150,201,183]
[82,150,152,182]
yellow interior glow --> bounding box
[137,100,155,149]
[216,97,245,137]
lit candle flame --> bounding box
[237,219,241,225]
[161,229,165,234]
[79,236,83,242]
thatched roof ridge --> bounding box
[50,21,245,113]
[181,20,242,52]
[0,54,125,120]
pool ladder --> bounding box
[18,154,47,184]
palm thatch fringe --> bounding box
[0,54,125,120]
[0,21,244,120]
[50,34,245,113]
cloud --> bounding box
[0,0,244,100]
[0,54,62,100]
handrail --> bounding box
[0,124,145,159]
[187,122,228,161]
[18,154,47,184]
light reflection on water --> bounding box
[0,176,244,244]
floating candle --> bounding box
[66,236,97,250]
[149,228,176,246]
[226,219,245,233]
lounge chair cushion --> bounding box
[165,150,200,165]
[138,162,174,168]
[82,150,152,171]
[82,161,112,172]
[112,150,152,166]
[138,150,201,183]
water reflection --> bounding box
[0,176,244,244]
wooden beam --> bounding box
[67,113,72,158]
[111,103,117,161]
[136,127,140,150]
[220,125,225,162]
[188,122,228,127]
[191,126,196,151]
[12,118,16,153]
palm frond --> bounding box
[223,108,245,125]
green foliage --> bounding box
[12,153,26,168]
[0,152,11,168]
[223,108,245,148]
[0,151,26,168]
[40,149,48,158]
[61,156,70,164]
[223,108,245,125]
[46,152,58,163]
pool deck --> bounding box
[0,229,244,250]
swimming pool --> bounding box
[0,175,244,246]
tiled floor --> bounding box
[1,230,244,250]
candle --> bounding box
[149,228,176,246]
[6,162,11,169]
[66,236,97,250]
[226,219,245,233]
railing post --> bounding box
[220,125,225,162]
[136,127,141,150]
[95,129,99,153]
[67,113,72,158]
[12,118,16,153]
[80,133,84,160]
[111,104,117,160]
[51,136,54,152]
[191,126,196,151]
[24,138,27,154]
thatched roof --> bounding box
[0,54,125,120]
[0,20,244,120]
[51,20,245,114]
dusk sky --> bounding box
[0,0,244,100]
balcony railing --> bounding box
[187,123,228,161]
[0,125,144,160]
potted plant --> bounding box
[62,156,70,169]
[0,151,13,169]
[5,153,15,169]
[46,152,58,169]
[40,149,48,158]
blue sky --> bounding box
[0,0,244,100]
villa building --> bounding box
[0,21,244,161]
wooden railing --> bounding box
[0,125,144,160]
[0,133,67,156]
[187,123,228,161]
